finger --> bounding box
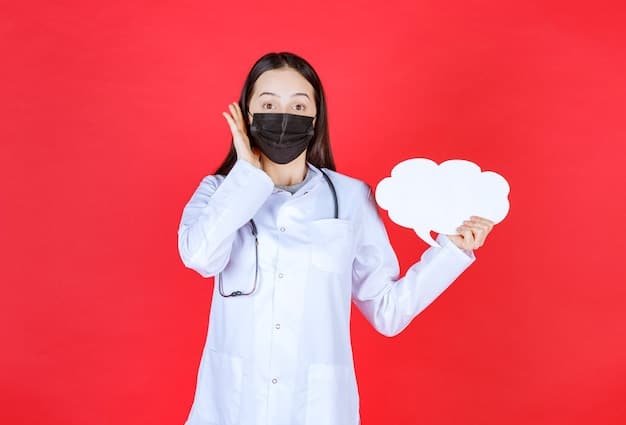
[464,219,492,241]
[228,103,239,122]
[457,225,475,250]
[230,102,245,129]
[463,222,487,247]
[472,225,487,248]
[464,218,487,226]
[470,216,495,230]
[222,112,244,144]
[461,228,474,250]
[230,103,247,133]
[464,220,490,233]
[222,111,237,131]
[468,219,494,247]
[232,102,244,122]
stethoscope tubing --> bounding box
[218,170,337,297]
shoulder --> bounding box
[196,173,226,194]
[194,159,264,196]
[181,173,227,207]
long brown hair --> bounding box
[215,52,336,175]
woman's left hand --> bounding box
[446,216,495,251]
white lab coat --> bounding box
[177,159,475,425]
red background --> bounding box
[2,1,626,424]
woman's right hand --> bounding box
[222,102,261,168]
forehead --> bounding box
[251,68,315,97]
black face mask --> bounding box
[249,113,315,164]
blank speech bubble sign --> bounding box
[375,158,510,247]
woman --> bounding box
[177,52,494,425]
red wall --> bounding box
[2,1,625,424]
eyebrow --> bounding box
[258,91,311,99]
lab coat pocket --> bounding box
[203,349,243,424]
[310,218,353,273]
[305,363,359,425]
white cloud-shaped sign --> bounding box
[375,158,510,247]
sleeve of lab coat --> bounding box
[351,186,476,337]
[177,159,274,278]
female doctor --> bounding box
[177,52,495,425]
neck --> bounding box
[261,151,308,186]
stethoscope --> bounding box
[218,169,338,297]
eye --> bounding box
[292,104,306,112]
[262,103,274,110]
